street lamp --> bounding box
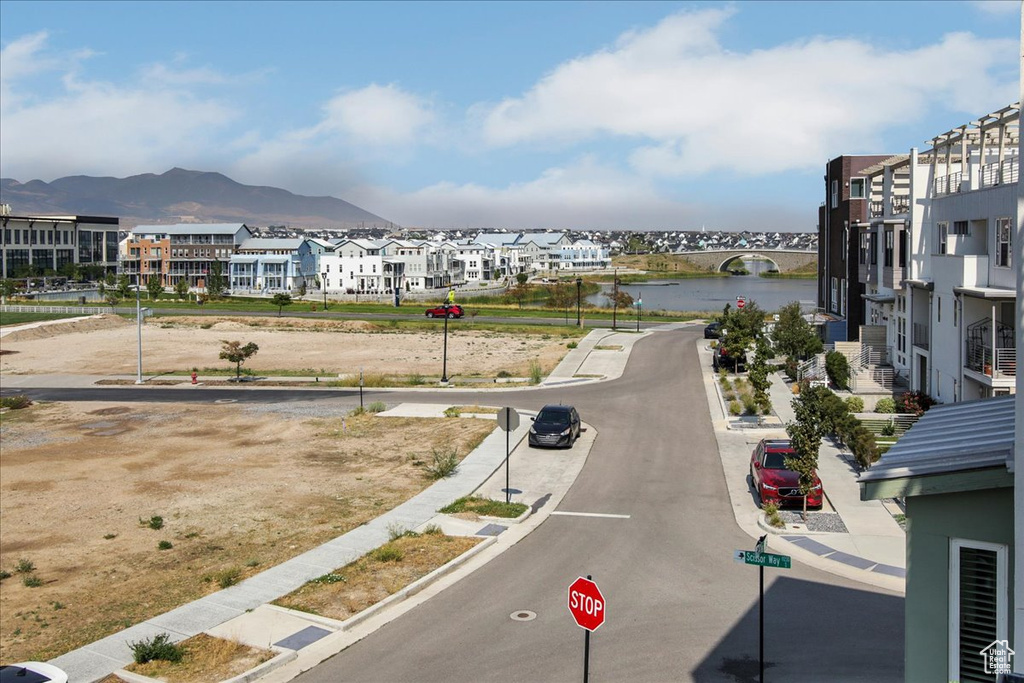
[321,271,328,310]
[135,285,143,385]
[612,267,619,330]
[636,297,642,332]
[576,277,583,327]
[441,311,450,383]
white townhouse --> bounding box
[449,241,494,282]
[473,232,524,279]
[518,233,573,272]
[559,239,612,271]
[319,239,404,294]
[387,239,463,290]
[856,102,1019,402]
[228,238,316,293]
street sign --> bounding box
[568,576,606,632]
[497,407,520,432]
[736,296,746,309]
[734,549,791,569]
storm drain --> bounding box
[476,523,507,536]
[273,625,332,650]
[510,610,537,622]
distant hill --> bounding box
[0,168,393,229]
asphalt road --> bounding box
[8,329,904,681]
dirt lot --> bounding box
[0,398,496,663]
[0,314,575,377]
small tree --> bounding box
[718,300,766,372]
[784,385,835,521]
[271,293,293,317]
[220,340,259,381]
[604,288,634,311]
[0,278,17,303]
[147,275,163,301]
[748,336,773,414]
[772,301,823,360]
[507,280,530,309]
[116,274,133,300]
[515,272,529,287]
[547,283,575,324]
[298,279,307,297]
[104,292,121,311]
[174,278,189,300]
[206,261,225,299]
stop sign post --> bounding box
[568,575,605,683]
[497,408,520,503]
[736,296,746,309]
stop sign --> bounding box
[736,297,746,309]
[568,576,606,631]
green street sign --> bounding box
[734,549,791,569]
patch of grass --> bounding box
[566,341,578,349]
[245,559,260,568]
[23,575,43,587]
[0,311,87,326]
[0,395,33,410]
[443,406,461,418]
[310,572,347,584]
[728,400,742,416]
[424,444,460,480]
[103,533,117,540]
[15,558,36,574]
[496,370,512,378]
[0,569,11,581]
[763,502,785,529]
[367,401,387,413]
[209,567,242,589]
[408,373,426,385]
[158,540,174,550]
[529,359,543,385]
[369,543,405,563]
[422,523,443,535]
[439,496,528,518]
[141,515,164,530]
[455,405,499,414]
[126,633,274,682]
[387,522,410,542]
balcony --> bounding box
[966,319,1015,378]
[981,159,1019,188]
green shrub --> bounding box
[141,515,164,530]
[157,540,173,550]
[443,406,461,418]
[567,341,578,349]
[728,400,742,416]
[897,390,936,416]
[387,522,408,541]
[129,633,184,665]
[825,351,850,390]
[422,523,443,535]
[349,405,366,416]
[310,572,347,584]
[408,373,426,386]
[0,395,32,410]
[844,396,865,413]
[719,376,732,390]
[370,544,404,563]
[763,502,784,528]
[496,370,512,378]
[850,426,881,469]
[103,533,117,540]
[881,419,897,437]
[0,570,11,581]
[874,397,896,414]
[15,558,35,574]
[529,360,543,385]
[742,394,759,415]
[424,444,460,479]
[22,575,42,588]
[367,401,387,413]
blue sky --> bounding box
[1,1,1019,230]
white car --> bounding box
[0,662,69,683]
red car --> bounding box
[749,438,823,509]
[425,304,464,319]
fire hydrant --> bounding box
[191,370,198,385]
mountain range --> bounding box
[0,168,392,229]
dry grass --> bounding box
[0,402,494,663]
[456,405,500,414]
[273,533,480,620]
[124,633,274,683]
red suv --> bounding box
[425,304,464,319]
[749,438,823,509]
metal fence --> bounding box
[2,304,107,315]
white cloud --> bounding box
[0,34,237,181]
[970,0,1021,15]
[481,8,1018,177]
[314,83,435,146]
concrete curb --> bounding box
[479,505,532,525]
[112,646,295,683]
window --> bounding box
[884,229,894,267]
[849,178,865,199]
[948,539,1007,683]
[937,297,941,323]
[898,228,908,268]
[830,277,838,313]
[831,180,839,208]
[996,217,1012,268]
[870,233,878,265]
[952,220,969,236]
[937,222,948,255]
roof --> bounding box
[520,233,568,247]
[238,238,305,251]
[133,223,249,235]
[859,396,1014,487]
[862,293,896,303]
[953,285,1016,300]
[474,233,520,246]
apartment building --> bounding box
[319,239,404,293]
[857,103,1019,402]
[228,238,316,293]
[818,155,891,342]
[1,212,120,279]
[559,239,612,271]
[122,223,252,290]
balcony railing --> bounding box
[912,322,929,350]
[965,342,1016,378]
[934,175,948,195]
[981,159,1020,188]
[869,201,884,218]
[890,196,910,214]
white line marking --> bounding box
[551,511,631,519]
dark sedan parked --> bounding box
[704,322,722,339]
[528,404,581,448]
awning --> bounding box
[954,285,1016,300]
[861,293,896,303]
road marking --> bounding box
[551,511,631,519]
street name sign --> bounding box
[733,549,791,569]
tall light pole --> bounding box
[135,285,143,384]
[636,297,642,332]
[441,311,450,383]
[612,267,619,330]
[576,277,583,327]
[321,271,328,310]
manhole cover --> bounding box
[214,399,237,404]
[510,610,537,622]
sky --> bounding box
[0,1,1020,231]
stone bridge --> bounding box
[674,249,817,273]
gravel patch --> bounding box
[779,510,848,533]
[241,400,373,419]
